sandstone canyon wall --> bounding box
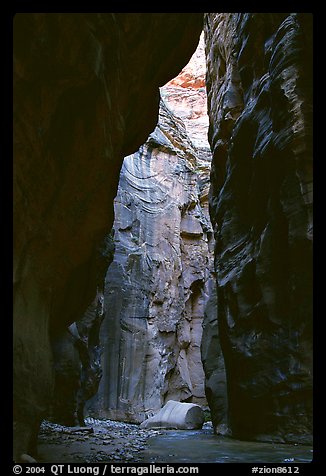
[13,13,203,459]
[13,12,313,460]
[161,34,228,430]
[91,101,213,422]
[204,13,312,443]
[90,36,218,421]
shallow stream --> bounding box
[140,429,313,464]
[38,419,313,464]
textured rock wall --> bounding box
[13,13,203,459]
[90,98,214,422]
[51,291,104,426]
[204,13,312,443]
[201,278,228,433]
[161,32,228,431]
[161,32,208,150]
[51,233,114,427]
[14,11,312,454]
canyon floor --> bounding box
[37,418,161,463]
[37,418,313,464]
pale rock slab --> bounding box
[140,400,204,430]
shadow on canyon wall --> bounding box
[13,13,312,461]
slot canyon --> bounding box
[13,13,313,464]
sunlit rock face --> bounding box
[204,13,312,444]
[90,37,217,422]
[161,32,229,432]
[90,99,214,423]
[13,13,203,459]
[161,32,209,151]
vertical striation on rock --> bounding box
[14,11,313,455]
[204,13,312,443]
[161,32,228,431]
[90,38,216,422]
[13,13,203,459]
[90,99,214,422]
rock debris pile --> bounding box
[38,418,162,463]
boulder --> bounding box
[140,400,204,430]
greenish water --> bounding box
[141,430,313,464]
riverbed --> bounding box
[37,418,313,464]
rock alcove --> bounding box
[14,13,312,463]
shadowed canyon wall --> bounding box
[204,13,312,443]
[13,13,203,459]
[13,12,312,460]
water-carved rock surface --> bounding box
[90,98,215,422]
[14,11,313,460]
[161,30,229,434]
[204,13,312,443]
[88,36,218,424]
[13,13,203,459]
